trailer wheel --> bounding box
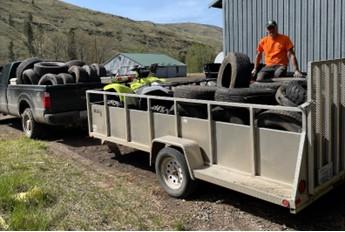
[155,147,196,198]
[256,110,302,132]
[217,52,252,88]
[21,108,43,139]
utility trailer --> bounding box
[86,59,345,213]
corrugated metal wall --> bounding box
[223,0,345,71]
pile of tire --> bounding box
[15,58,105,85]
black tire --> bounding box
[21,108,44,139]
[91,63,107,77]
[217,52,252,88]
[82,65,97,79]
[57,73,75,84]
[276,86,298,107]
[68,65,89,83]
[65,60,86,68]
[212,106,249,124]
[250,81,283,91]
[34,62,68,76]
[215,87,277,104]
[38,74,62,85]
[174,86,217,119]
[16,57,41,80]
[21,69,40,85]
[285,81,307,106]
[256,110,302,132]
[155,147,196,198]
[173,86,217,100]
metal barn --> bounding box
[104,53,187,78]
[210,0,345,71]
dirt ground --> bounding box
[1,115,344,230]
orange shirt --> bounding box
[257,34,294,66]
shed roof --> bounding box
[121,53,186,67]
[209,0,222,8]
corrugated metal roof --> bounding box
[121,53,186,67]
[209,0,222,8]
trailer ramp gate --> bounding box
[308,59,345,194]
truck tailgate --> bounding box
[47,83,102,113]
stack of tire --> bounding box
[173,52,306,132]
[16,58,105,85]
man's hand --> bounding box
[294,70,303,77]
[251,68,257,77]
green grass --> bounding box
[0,137,189,230]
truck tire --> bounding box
[16,57,41,80]
[155,147,196,198]
[217,52,252,88]
[34,62,68,76]
[174,86,217,118]
[68,66,89,83]
[21,69,39,85]
[256,110,302,132]
[38,74,63,85]
[56,73,75,84]
[21,108,44,139]
[91,63,107,77]
[65,60,85,68]
[215,88,277,104]
[212,106,249,124]
[250,81,283,91]
[82,65,97,80]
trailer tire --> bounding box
[285,81,307,106]
[21,108,44,139]
[56,73,75,84]
[22,69,40,85]
[256,110,302,132]
[155,147,196,198]
[217,52,252,88]
[38,74,62,85]
[212,106,249,124]
[34,62,68,76]
[16,57,41,79]
[250,81,284,91]
[68,65,89,83]
[215,87,276,104]
[65,60,86,68]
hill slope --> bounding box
[0,0,222,70]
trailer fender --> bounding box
[150,136,205,180]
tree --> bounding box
[8,14,14,27]
[67,28,77,60]
[8,41,15,61]
[185,44,217,73]
[24,13,36,56]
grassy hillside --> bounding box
[0,0,222,71]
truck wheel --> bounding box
[65,60,85,68]
[256,110,302,132]
[16,57,41,80]
[68,66,89,83]
[155,147,196,198]
[34,62,68,76]
[21,108,43,139]
[217,52,252,88]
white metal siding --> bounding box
[223,0,345,71]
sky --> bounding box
[62,0,223,27]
